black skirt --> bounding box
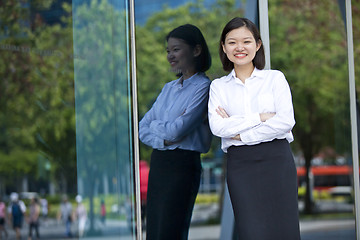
[227,139,301,240]
[146,148,201,240]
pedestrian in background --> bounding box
[0,197,8,240]
[139,23,212,240]
[75,195,87,237]
[208,17,300,239]
[8,193,26,240]
[27,197,40,240]
[100,199,106,226]
[57,195,73,238]
[40,197,48,225]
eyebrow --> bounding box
[226,36,253,41]
[167,44,179,50]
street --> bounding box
[2,216,356,240]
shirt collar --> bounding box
[175,72,202,87]
[227,67,265,82]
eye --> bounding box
[228,41,236,45]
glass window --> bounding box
[0,0,136,239]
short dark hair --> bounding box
[166,24,211,73]
[219,17,265,72]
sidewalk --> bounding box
[188,218,356,240]
[3,216,355,240]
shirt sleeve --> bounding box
[139,101,166,149]
[208,81,261,138]
[240,72,295,144]
[20,201,26,212]
[149,82,210,142]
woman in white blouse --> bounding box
[208,17,300,239]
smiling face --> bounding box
[167,37,197,78]
[222,26,261,70]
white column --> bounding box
[345,0,360,239]
[22,176,28,192]
[103,173,109,195]
[259,0,271,70]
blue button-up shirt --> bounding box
[139,72,212,153]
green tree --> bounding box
[269,0,349,213]
[72,0,134,234]
[0,0,78,195]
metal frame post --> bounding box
[259,0,270,70]
[345,0,360,239]
[128,0,142,238]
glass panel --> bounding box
[73,0,136,239]
[269,0,356,239]
[0,0,136,239]
[135,0,243,239]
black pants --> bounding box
[29,221,39,239]
[146,149,201,240]
[227,139,301,240]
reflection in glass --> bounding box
[135,1,245,238]
[0,1,77,239]
[0,0,136,239]
[138,24,212,239]
[73,0,136,238]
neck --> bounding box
[234,64,255,83]
[181,69,197,81]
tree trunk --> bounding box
[304,155,313,214]
[301,134,314,214]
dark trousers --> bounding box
[146,149,201,240]
[28,221,39,239]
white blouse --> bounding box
[208,68,295,152]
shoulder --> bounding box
[192,72,211,86]
[260,69,288,84]
[258,69,285,78]
[163,79,177,89]
[210,72,232,88]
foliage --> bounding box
[350,0,359,84]
[195,193,220,204]
[269,0,350,213]
[0,0,76,193]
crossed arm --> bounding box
[215,106,275,140]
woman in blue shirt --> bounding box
[139,24,212,240]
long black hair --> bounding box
[219,17,265,72]
[167,24,211,73]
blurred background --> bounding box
[0,0,359,239]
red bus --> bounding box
[297,165,355,196]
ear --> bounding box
[222,42,226,54]
[256,40,262,52]
[193,44,202,57]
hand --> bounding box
[164,140,173,146]
[216,107,241,141]
[216,106,230,118]
[260,112,276,122]
[231,134,241,141]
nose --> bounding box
[235,44,244,51]
[167,52,174,60]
